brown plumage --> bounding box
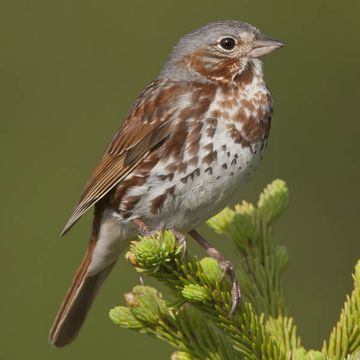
[61,80,174,235]
[49,20,284,347]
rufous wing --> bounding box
[61,80,174,236]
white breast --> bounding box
[118,62,272,230]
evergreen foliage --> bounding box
[109,180,360,359]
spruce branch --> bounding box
[322,261,360,359]
[110,286,238,359]
[109,179,360,359]
[208,179,289,318]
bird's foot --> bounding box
[132,217,164,236]
[133,219,187,258]
[171,230,187,259]
[188,230,241,316]
[138,273,145,285]
[218,259,241,316]
[138,220,166,237]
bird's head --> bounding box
[161,20,284,84]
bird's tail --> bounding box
[48,244,115,347]
[48,204,123,347]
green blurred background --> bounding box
[1,0,359,358]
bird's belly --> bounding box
[123,139,265,231]
[117,80,271,231]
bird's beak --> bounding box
[248,37,285,58]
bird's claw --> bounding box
[139,221,166,237]
[138,273,145,285]
[172,230,187,259]
[137,220,187,258]
[218,259,241,316]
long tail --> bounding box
[49,205,117,347]
[48,251,115,347]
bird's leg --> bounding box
[133,218,165,236]
[132,218,187,257]
[188,229,240,316]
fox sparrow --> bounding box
[49,20,284,347]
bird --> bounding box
[49,20,284,347]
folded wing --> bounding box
[61,80,176,235]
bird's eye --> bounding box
[219,37,236,51]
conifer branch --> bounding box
[109,179,360,359]
[322,261,360,359]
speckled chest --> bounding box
[118,72,272,229]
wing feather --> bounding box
[61,80,175,236]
